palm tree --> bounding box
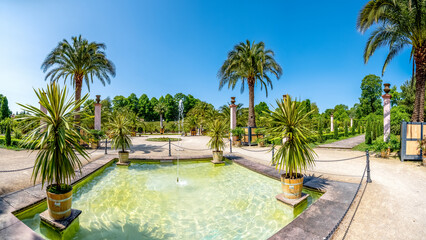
[18,83,89,190]
[263,95,316,177]
[357,0,426,122]
[218,40,282,127]
[154,101,167,130]
[41,35,116,123]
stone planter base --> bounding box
[276,193,309,208]
[40,209,81,239]
[116,162,130,166]
[211,160,225,165]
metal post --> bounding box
[230,138,232,153]
[271,143,275,166]
[168,139,171,157]
[366,150,372,183]
[104,138,107,154]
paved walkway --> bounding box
[317,134,365,149]
[0,135,425,239]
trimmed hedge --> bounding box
[0,136,21,147]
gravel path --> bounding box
[1,135,425,239]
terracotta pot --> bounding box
[212,151,223,163]
[46,185,73,220]
[90,142,98,149]
[380,150,389,158]
[258,141,265,147]
[118,151,129,163]
[191,129,196,136]
[160,128,165,134]
[131,132,136,137]
[281,174,304,199]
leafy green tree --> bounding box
[334,124,339,139]
[358,74,383,117]
[112,95,127,111]
[138,94,151,120]
[318,118,324,143]
[126,93,139,115]
[218,40,282,127]
[333,104,349,122]
[372,121,377,140]
[41,35,115,122]
[358,0,426,121]
[0,96,11,120]
[391,105,411,135]
[365,119,372,144]
[149,97,159,121]
[5,124,11,146]
[344,121,349,137]
[164,94,178,121]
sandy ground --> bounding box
[1,135,425,239]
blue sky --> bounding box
[0,0,412,113]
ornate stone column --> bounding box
[230,97,237,131]
[382,83,392,141]
[94,95,102,130]
[330,114,334,132]
[350,118,353,128]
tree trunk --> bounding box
[248,78,256,127]
[412,46,426,122]
[75,75,83,124]
[160,114,163,129]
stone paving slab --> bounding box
[317,134,365,149]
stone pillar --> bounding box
[230,97,237,131]
[382,83,392,141]
[94,95,102,130]
[350,118,353,128]
[330,114,334,132]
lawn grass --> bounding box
[146,137,181,142]
[0,144,24,151]
[352,142,372,152]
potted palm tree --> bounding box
[109,113,132,164]
[264,95,316,199]
[207,119,228,163]
[231,127,244,147]
[154,101,167,134]
[18,83,89,220]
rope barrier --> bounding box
[171,143,210,151]
[315,155,365,162]
[324,157,369,240]
[0,166,33,173]
[238,147,274,153]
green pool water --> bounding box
[20,161,321,239]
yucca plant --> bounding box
[108,113,132,153]
[207,119,228,152]
[207,119,228,163]
[264,95,316,178]
[18,83,89,193]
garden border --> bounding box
[0,153,357,239]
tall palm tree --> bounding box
[218,40,282,127]
[41,35,116,123]
[154,101,167,130]
[357,0,426,122]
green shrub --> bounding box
[344,122,349,137]
[318,125,324,143]
[351,125,356,136]
[389,134,400,152]
[334,125,339,139]
[13,128,23,139]
[372,121,377,141]
[5,125,11,146]
[365,120,372,144]
[372,137,389,152]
